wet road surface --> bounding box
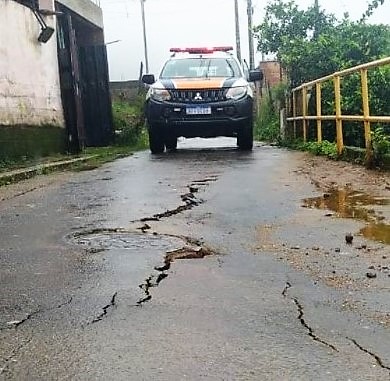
[0,138,389,380]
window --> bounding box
[161,58,241,79]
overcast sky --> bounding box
[100,0,390,81]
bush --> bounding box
[112,95,146,146]
[372,125,390,165]
[255,83,288,142]
[295,140,338,159]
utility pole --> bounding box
[314,0,320,38]
[247,0,255,69]
[234,0,242,63]
[140,0,149,73]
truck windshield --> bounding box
[160,58,241,79]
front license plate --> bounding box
[186,106,211,115]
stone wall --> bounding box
[110,80,141,102]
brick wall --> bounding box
[259,61,286,88]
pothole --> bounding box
[67,229,218,307]
[67,229,185,253]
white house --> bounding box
[0,0,112,159]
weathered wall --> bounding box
[0,0,65,127]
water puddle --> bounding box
[303,189,390,244]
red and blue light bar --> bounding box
[170,46,233,54]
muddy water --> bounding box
[303,188,390,244]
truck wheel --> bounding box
[149,127,164,154]
[237,123,253,150]
[165,135,177,151]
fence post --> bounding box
[302,86,308,143]
[360,68,374,166]
[280,108,286,140]
[292,91,297,139]
[316,82,322,143]
[333,75,344,155]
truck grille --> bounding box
[169,89,226,103]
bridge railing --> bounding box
[286,56,390,164]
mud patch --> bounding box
[303,188,390,244]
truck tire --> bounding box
[165,135,177,151]
[148,127,164,154]
[237,122,253,150]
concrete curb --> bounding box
[0,155,98,186]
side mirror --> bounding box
[142,74,156,85]
[249,69,263,82]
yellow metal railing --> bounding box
[287,56,390,164]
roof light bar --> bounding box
[170,46,233,54]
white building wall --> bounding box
[0,0,65,127]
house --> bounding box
[0,0,113,160]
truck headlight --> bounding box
[150,88,171,102]
[226,86,248,100]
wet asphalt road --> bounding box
[0,138,389,380]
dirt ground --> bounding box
[298,153,390,197]
[271,153,390,327]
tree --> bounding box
[254,0,390,86]
[254,0,390,153]
[361,0,386,22]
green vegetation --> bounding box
[255,83,287,143]
[296,140,338,159]
[372,126,390,165]
[112,95,147,147]
[255,0,390,86]
[253,0,390,166]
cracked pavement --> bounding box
[0,137,389,380]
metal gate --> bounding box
[79,45,113,147]
[56,9,113,150]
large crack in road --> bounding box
[136,244,216,306]
[136,182,207,223]
[349,337,390,373]
[70,177,218,321]
[282,282,338,352]
[292,297,339,352]
[91,292,118,324]
[1,297,73,331]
